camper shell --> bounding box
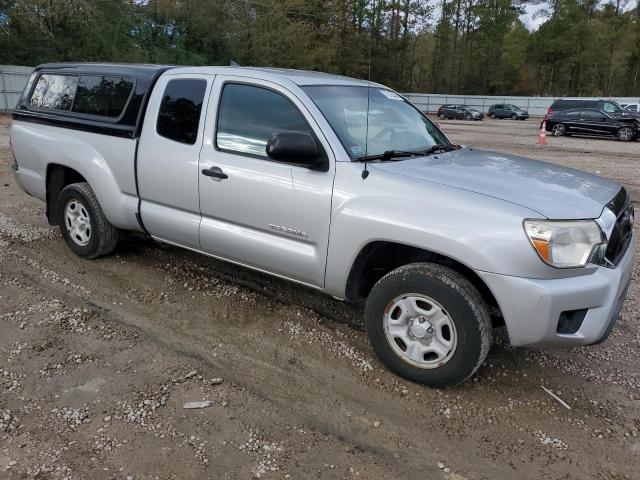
[13,63,173,138]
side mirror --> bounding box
[266,132,328,171]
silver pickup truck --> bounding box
[10,63,635,386]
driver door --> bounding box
[197,76,335,287]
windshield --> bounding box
[303,85,450,160]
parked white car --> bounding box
[10,63,635,386]
[624,103,640,113]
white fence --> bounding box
[403,93,640,117]
[2,65,640,116]
[0,66,33,111]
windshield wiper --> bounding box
[354,150,422,162]
[421,144,459,155]
[355,145,459,163]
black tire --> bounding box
[489,112,496,119]
[57,182,119,259]
[438,113,446,120]
[616,126,634,142]
[365,263,492,387]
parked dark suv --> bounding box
[488,104,529,120]
[437,104,484,121]
[548,99,632,116]
[544,108,639,142]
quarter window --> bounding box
[216,83,312,157]
[30,73,134,118]
[30,74,79,111]
[72,76,134,118]
[157,79,207,145]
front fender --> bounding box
[324,163,584,299]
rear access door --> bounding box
[137,73,213,248]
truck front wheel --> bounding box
[57,182,119,259]
[365,263,492,387]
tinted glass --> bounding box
[157,79,207,145]
[580,110,603,119]
[216,83,311,157]
[30,74,78,111]
[557,100,581,109]
[72,76,134,118]
[626,105,639,112]
[304,85,449,159]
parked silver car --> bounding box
[10,64,635,386]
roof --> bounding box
[168,66,374,87]
[35,62,172,76]
[34,63,376,87]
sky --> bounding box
[520,0,640,31]
[521,3,547,31]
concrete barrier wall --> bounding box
[0,66,34,111]
[403,93,640,117]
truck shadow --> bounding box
[117,232,364,329]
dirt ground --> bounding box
[1,113,639,480]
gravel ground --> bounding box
[1,113,639,479]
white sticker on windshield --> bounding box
[380,90,403,101]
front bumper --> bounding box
[477,233,635,346]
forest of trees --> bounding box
[1,0,639,96]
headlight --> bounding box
[524,219,606,268]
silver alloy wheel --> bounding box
[552,124,565,136]
[64,199,92,247]
[618,127,633,141]
[439,113,446,120]
[383,294,458,369]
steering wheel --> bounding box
[372,126,396,142]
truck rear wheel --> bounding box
[365,263,492,387]
[57,182,119,259]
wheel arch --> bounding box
[344,240,503,325]
[45,164,88,225]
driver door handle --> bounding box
[202,166,228,180]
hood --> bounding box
[611,112,640,121]
[371,148,620,219]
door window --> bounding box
[157,78,207,145]
[602,102,622,113]
[580,110,604,120]
[216,83,312,158]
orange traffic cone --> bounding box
[538,121,547,145]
